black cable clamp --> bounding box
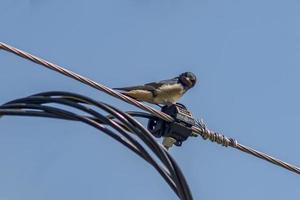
[147,103,196,147]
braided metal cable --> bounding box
[236,143,300,174]
[195,119,237,147]
[195,120,300,174]
[1,42,299,175]
[0,42,173,122]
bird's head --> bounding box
[178,72,197,89]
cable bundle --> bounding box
[0,91,193,200]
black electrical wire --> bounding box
[4,94,191,199]
[107,110,193,199]
[0,92,193,200]
[0,103,180,197]
[25,91,192,200]
[1,101,179,195]
[104,103,193,200]
[0,105,180,194]
[0,103,141,157]
[39,91,193,200]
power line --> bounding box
[0,91,193,200]
[0,42,299,195]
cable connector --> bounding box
[147,103,195,148]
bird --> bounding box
[113,72,197,105]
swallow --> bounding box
[113,72,197,105]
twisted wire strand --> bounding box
[236,143,300,174]
[1,42,299,175]
[195,120,300,174]
[0,42,173,122]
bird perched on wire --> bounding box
[113,72,197,106]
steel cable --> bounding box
[1,42,299,176]
[0,42,173,122]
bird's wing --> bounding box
[144,82,164,89]
[113,84,157,91]
[145,78,178,88]
[113,78,178,91]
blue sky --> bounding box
[0,0,299,199]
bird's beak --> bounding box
[183,77,193,87]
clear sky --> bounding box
[0,0,299,199]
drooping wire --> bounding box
[0,91,193,200]
[34,91,193,200]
